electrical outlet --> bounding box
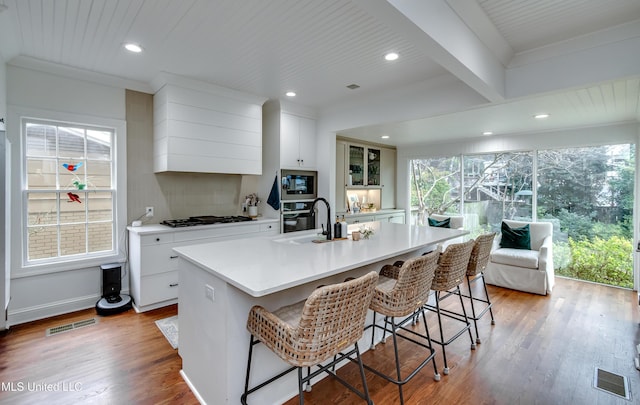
[145,206,154,217]
[205,284,215,302]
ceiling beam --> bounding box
[354,0,505,103]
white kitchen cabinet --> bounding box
[280,112,316,169]
[338,139,397,210]
[128,219,278,312]
[153,80,266,174]
[380,147,396,209]
[336,141,347,212]
[349,215,376,224]
[374,212,405,224]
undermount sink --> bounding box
[273,232,330,245]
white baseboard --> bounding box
[180,369,207,405]
[7,289,131,327]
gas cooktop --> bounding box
[161,215,254,228]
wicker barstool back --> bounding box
[370,250,439,318]
[246,271,378,368]
[467,233,496,277]
[432,239,475,292]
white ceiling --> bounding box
[0,0,639,146]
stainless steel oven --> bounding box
[282,201,316,233]
[281,170,317,200]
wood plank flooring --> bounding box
[1,277,639,404]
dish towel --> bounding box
[267,175,280,210]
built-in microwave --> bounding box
[281,170,317,200]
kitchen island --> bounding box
[174,221,468,405]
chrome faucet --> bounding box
[310,197,332,241]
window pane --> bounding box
[87,129,112,160]
[26,123,57,157]
[26,158,58,189]
[60,192,86,223]
[537,144,634,288]
[27,193,57,226]
[86,160,111,189]
[60,224,86,256]
[59,160,86,190]
[88,192,113,221]
[410,156,461,225]
[28,226,58,260]
[58,126,85,159]
[88,223,113,253]
[463,152,533,231]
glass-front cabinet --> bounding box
[348,145,380,186]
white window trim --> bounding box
[10,106,127,278]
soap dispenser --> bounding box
[341,215,348,238]
[334,216,342,239]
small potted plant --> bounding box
[245,193,260,218]
[359,225,374,239]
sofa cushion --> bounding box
[428,217,450,228]
[500,222,531,250]
[490,248,539,269]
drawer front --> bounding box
[141,233,175,246]
[260,223,277,233]
[173,223,261,242]
[138,272,179,306]
[140,244,180,276]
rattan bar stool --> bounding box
[241,271,378,405]
[364,251,440,404]
[464,232,496,343]
[436,233,497,344]
[424,239,475,375]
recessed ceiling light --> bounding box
[482,131,493,136]
[285,91,296,97]
[124,43,143,53]
[534,113,550,119]
[384,52,399,61]
[381,135,390,139]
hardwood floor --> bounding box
[1,277,638,404]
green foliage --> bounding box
[555,236,633,288]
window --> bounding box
[23,119,116,264]
[410,143,635,288]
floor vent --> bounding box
[593,367,630,400]
[46,318,98,336]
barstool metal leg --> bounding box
[420,308,441,381]
[456,285,476,350]
[434,291,450,375]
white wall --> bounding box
[1,54,7,330]
[6,65,128,325]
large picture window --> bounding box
[410,143,634,289]
[23,119,116,264]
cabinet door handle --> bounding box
[169,283,179,287]
[156,238,161,242]
[170,255,179,259]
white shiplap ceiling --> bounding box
[0,0,639,146]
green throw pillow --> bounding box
[428,217,451,228]
[500,222,531,250]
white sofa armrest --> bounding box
[537,234,555,293]
[491,234,502,252]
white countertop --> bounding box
[173,221,468,297]
[127,217,279,235]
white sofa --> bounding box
[484,219,554,295]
